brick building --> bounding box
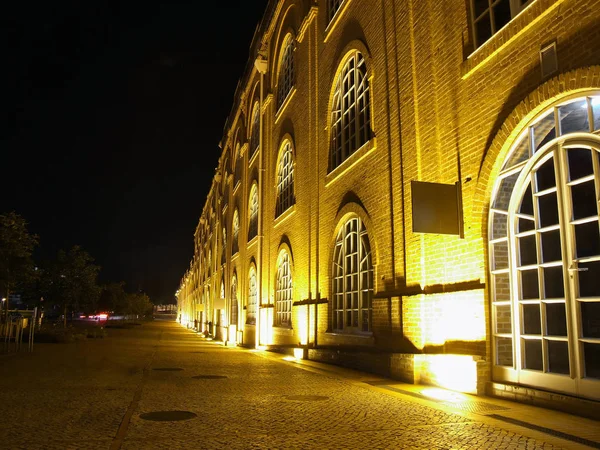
[177,0,600,406]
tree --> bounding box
[125,292,153,320]
[99,282,127,314]
[43,246,101,327]
[0,212,39,317]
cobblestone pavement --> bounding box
[0,320,594,449]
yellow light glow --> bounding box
[293,348,304,360]
[420,387,468,403]
[415,354,478,394]
[282,356,297,362]
[298,309,308,346]
[259,309,273,345]
[420,291,485,348]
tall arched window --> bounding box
[277,35,294,111]
[234,142,242,187]
[247,266,257,324]
[332,216,373,332]
[489,94,600,397]
[220,277,225,299]
[276,141,295,217]
[330,51,372,171]
[275,250,292,326]
[231,273,238,327]
[221,226,227,265]
[250,103,260,160]
[248,183,258,240]
[232,209,239,255]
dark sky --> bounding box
[1,1,269,303]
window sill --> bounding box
[324,0,353,44]
[248,147,260,167]
[247,235,258,249]
[325,137,377,188]
[274,87,296,125]
[273,326,294,336]
[233,181,241,195]
[462,0,564,80]
[274,204,296,229]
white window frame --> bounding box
[332,217,374,332]
[248,183,259,240]
[247,266,257,324]
[276,141,295,217]
[327,0,345,23]
[232,209,240,255]
[277,35,295,111]
[250,103,260,159]
[470,0,535,48]
[330,51,371,172]
[275,250,293,327]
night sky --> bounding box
[1,1,269,303]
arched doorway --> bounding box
[489,94,600,400]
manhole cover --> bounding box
[139,411,197,422]
[285,395,329,402]
[153,368,184,372]
[192,375,227,379]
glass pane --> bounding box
[494,273,510,302]
[495,304,512,333]
[492,212,508,239]
[494,172,519,211]
[559,100,589,135]
[518,235,537,266]
[543,267,564,299]
[496,337,513,366]
[541,230,562,262]
[538,193,560,228]
[547,340,570,375]
[578,261,600,297]
[493,240,509,270]
[503,134,530,171]
[535,158,556,192]
[475,14,492,46]
[524,339,543,371]
[492,0,511,30]
[592,97,600,132]
[574,222,600,258]
[571,182,598,221]
[518,217,535,233]
[546,303,567,336]
[473,0,489,17]
[568,148,593,181]
[519,184,534,215]
[521,269,539,299]
[581,301,600,338]
[583,343,600,379]
[532,112,556,152]
[523,304,541,335]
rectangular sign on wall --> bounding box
[411,180,463,236]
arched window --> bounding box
[332,216,373,332]
[221,226,227,265]
[234,142,242,187]
[330,51,371,171]
[328,0,345,22]
[208,250,212,277]
[231,273,238,327]
[247,266,257,324]
[276,141,295,218]
[220,277,225,299]
[248,183,258,240]
[275,250,292,326]
[232,209,239,255]
[489,94,600,395]
[250,103,260,160]
[277,35,294,111]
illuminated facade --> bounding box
[177,0,600,405]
